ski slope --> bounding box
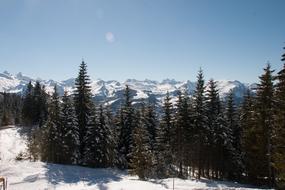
[0,126,266,190]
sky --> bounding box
[0,0,284,83]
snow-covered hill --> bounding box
[0,126,265,190]
[0,71,255,108]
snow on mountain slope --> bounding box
[0,71,254,105]
[0,126,265,190]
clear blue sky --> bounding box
[0,0,284,82]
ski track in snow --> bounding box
[0,126,269,190]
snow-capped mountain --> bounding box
[0,71,255,109]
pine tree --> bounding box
[225,90,243,180]
[44,85,62,163]
[96,105,109,167]
[85,104,116,167]
[74,61,93,160]
[60,92,80,164]
[192,69,208,179]
[273,50,285,187]
[104,105,118,167]
[118,85,137,168]
[144,102,157,152]
[205,79,222,178]
[240,89,258,182]
[155,92,174,178]
[22,81,34,125]
[130,108,153,180]
[33,81,43,125]
[173,91,191,177]
[82,103,98,167]
[255,64,275,186]
[39,85,49,127]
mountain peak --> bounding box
[3,70,11,76]
[0,71,253,105]
[161,78,178,85]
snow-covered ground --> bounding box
[0,126,266,190]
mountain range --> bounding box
[0,71,256,110]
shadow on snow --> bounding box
[45,163,124,187]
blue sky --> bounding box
[0,0,284,82]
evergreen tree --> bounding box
[205,79,222,178]
[144,102,157,152]
[82,103,98,167]
[43,85,62,163]
[39,85,49,127]
[225,90,243,179]
[74,61,93,160]
[240,89,258,182]
[33,81,43,125]
[118,85,136,168]
[130,108,153,180]
[273,51,285,187]
[255,64,275,186]
[22,81,34,125]
[155,92,174,178]
[60,92,80,164]
[96,105,109,167]
[173,91,191,177]
[105,105,118,167]
[192,69,208,179]
[85,104,116,167]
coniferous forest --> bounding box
[1,47,285,189]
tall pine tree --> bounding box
[118,85,137,168]
[60,92,80,164]
[74,61,93,161]
[273,49,285,187]
[205,79,223,179]
[22,81,34,125]
[44,85,62,163]
[193,69,207,179]
[225,90,243,180]
[155,92,174,178]
[255,64,275,186]
[240,89,257,182]
[130,105,153,179]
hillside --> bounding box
[0,126,267,190]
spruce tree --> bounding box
[85,104,116,167]
[60,92,80,164]
[225,90,243,179]
[155,92,174,178]
[44,85,62,163]
[255,64,275,186]
[205,79,222,178]
[273,51,285,187]
[96,105,109,167]
[33,81,43,125]
[82,103,98,167]
[118,85,136,168]
[173,91,191,177]
[193,69,207,179]
[130,107,153,180]
[240,89,257,182]
[105,105,118,167]
[39,85,48,127]
[144,102,157,152]
[74,61,93,160]
[22,81,34,125]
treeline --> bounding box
[0,92,22,126]
[1,48,284,189]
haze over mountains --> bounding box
[0,71,256,109]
